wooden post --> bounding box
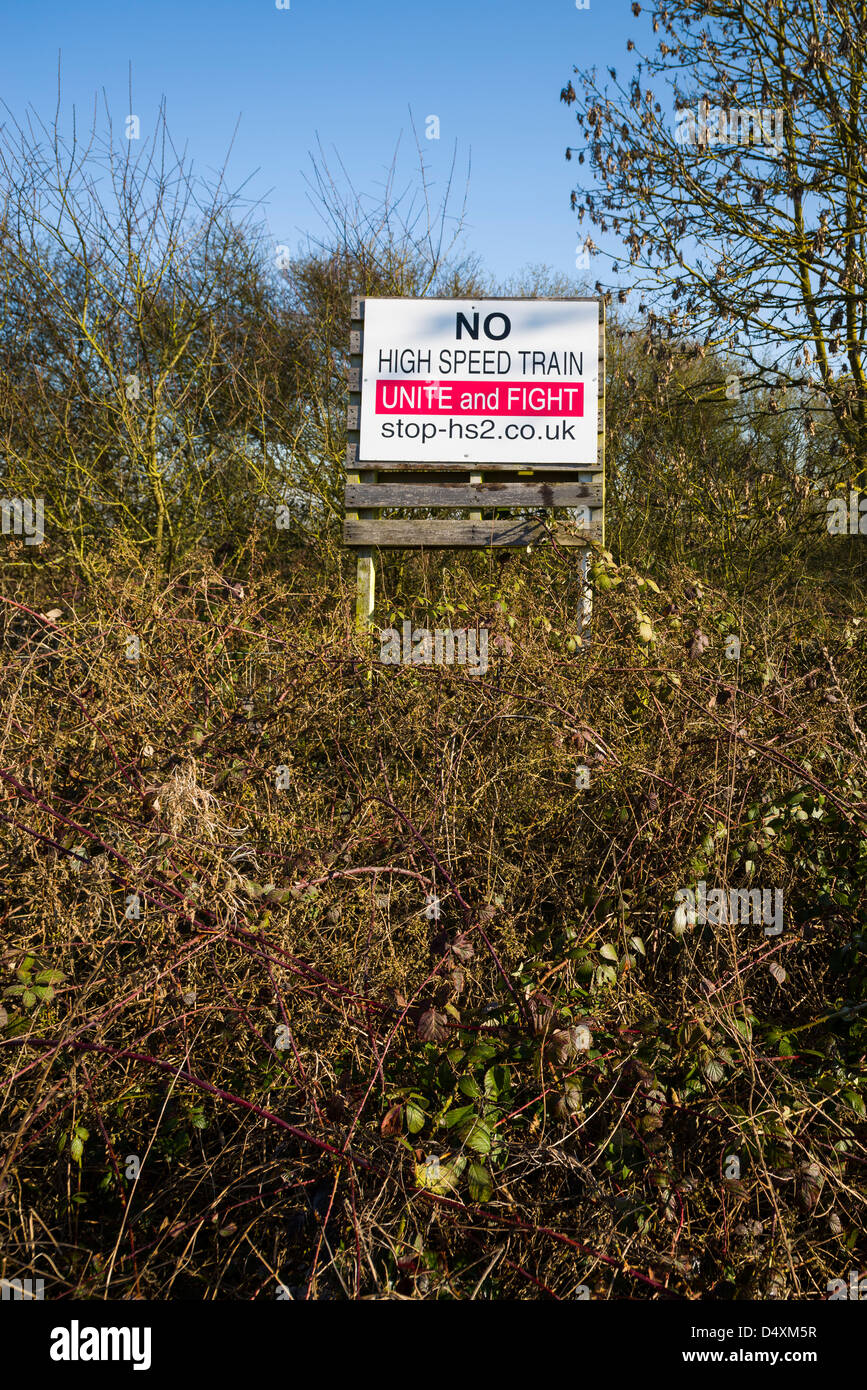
[576,301,604,650]
[576,547,593,648]
[346,295,376,633]
[599,298,606,552]
[346,468,377,631]
[469,472,483,521]
[356,544,376,631]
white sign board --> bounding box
[357,298,599,466]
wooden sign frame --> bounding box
[343,296,605,627]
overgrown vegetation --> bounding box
[1,536,864,1298]
[0,97,864,1300]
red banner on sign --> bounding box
[375,379,584,417]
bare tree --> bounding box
[561,0,867,478]
[0,94,302,570]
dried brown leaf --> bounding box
[380,1103,403,1137]
[528,993,555,1036]
[417,1008,449,1044]
[689,629,710,659]
[451,933,476,963]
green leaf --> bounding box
[700,1049,725,1084]
[458,1076,482,1100]
[415,1159,460,1194]
[406,1101,427,1134]
[461,1118,493,1155]
[484,1064,509,1100]
[263,887,293,904]
[34,970,66,985]
[468,1163,493,1202]
[70,1136,84,1163]
[599,943,618,961]
[441,1103,476,1130]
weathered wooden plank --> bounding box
[347,470,602,486]
[347,450,603,473]
[347,404,359,430]
[350,296,365,320]
[345,454,603,473]
[343,519,602,548]
[345,482,603,508]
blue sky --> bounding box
[0,0,637,283]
